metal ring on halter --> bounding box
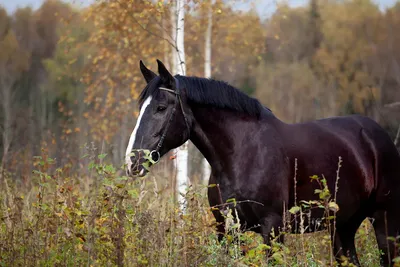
[150,150,160,163]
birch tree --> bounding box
[171,0,189,210]
[201,0,213,183]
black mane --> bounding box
[139,75,268,118]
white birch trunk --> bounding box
[202,0,213,184]
[174,0,186,75]
[172,0,189,211]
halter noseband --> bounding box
[148,78,191,163]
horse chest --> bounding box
[210,174,286,231]
[219,189,267,230]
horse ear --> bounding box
[140,60,157,83]
[156,59,175,88]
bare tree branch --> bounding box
[115,0,177,50]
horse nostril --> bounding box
[130,162,140,174]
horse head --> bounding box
[125,59,192,177]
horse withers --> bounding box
[125,59,400,266]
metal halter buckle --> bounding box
[150,150,160,164]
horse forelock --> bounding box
[138,76,162,107]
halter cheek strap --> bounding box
[150,78,191,163]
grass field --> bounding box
[0,149,398,267]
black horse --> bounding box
[125,59,400,266]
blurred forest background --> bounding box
[1,0,400,184]
[1,0,400,265]
[1,0,400,187]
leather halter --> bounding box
[149,78,191,163]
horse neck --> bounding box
[189,104,278,178]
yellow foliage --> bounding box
[312,0,382,114]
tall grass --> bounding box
[0,148,397,266]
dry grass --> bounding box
[0,149,397,267]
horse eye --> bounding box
[157,106,167,112]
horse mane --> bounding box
[139,75,269,118]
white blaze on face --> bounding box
[125,96,153,169]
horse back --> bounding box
[280,115,400,222]
[352,116,400,209]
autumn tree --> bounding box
[255,3,332,123]
[83,0,165,165]
[312,0,382,116]
[3,0,79,178]
[42,7,93,168]
[0,7,30,169]
[255,0,392,126]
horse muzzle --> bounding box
[128,163,148,177]
[126,149,160,177]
